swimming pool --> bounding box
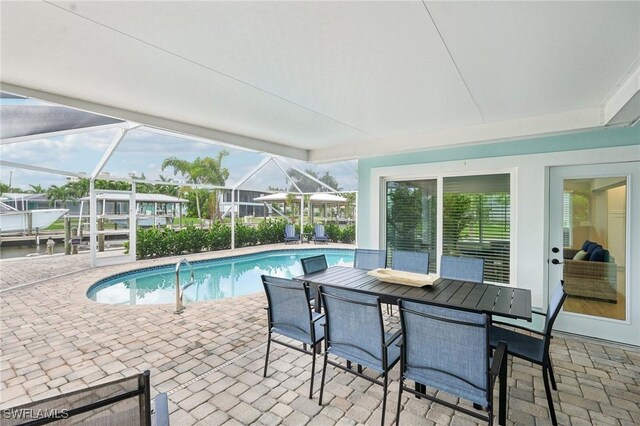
[87,249,354,305]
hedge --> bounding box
[127,219,356,259]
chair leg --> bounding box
[318,353,329,406]
[347,360,352,369]
[542,366,558,425]
[547,358,558,390]
[263,333,272,378]
[357,364,363,374]
[396,378,403,426]
[380,372,388,426]
[309,350,316,399]
[499,354,507,426]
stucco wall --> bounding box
[357,126,639,308]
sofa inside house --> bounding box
[563,240,618,303]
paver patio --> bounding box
[1,245,639,425]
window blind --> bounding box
[443,174,510,284]
[385,180,437,273]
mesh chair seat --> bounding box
[272,311,325,345]
[490,326,544,364]
[330,331,401,373]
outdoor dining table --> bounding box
[297,266,532,321]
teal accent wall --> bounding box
[358,126,639,242]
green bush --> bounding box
[131,219,356,259]
[257,218,287,244]
[234,223,258,247]
[340,224,356,244]
[208,222,231,250]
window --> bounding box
[386,180,437,272]
[385,173,511,284]
[443,174,510,283]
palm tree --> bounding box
[161,151,229,222]
[28,184,46,194]
[47,185,71,208]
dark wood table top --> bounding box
[297,266,532,321]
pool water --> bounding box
[88,249,354,305]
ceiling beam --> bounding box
[602,62,640,125]
[0,82,310,161]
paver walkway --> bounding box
[1,245,639,425]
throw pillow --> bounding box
[586,243,600,258]
[572,250,588,261]
[603,250,611,263]
[581,240,593,251]
[590,246,605,262]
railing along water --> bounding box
[175,258,195,314]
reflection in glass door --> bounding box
[561,177,626,320]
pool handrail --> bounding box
[175,258,195,314]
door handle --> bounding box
[551,259,563,265]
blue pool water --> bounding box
[88,249,354,305]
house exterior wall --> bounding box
[357,126,639,308]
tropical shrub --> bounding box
[257,219,287,244]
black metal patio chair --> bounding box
[318,285,401,426]
[396,300,508,425]
[490,281,568,425]
[261,275,324,399]
[2,370,169,426]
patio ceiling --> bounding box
[1,1,638,162]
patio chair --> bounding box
[300,254,328,304]
[301,254,328,275]
[391,250,430,274]
[354,248,386,270]
[440,255,484,283]
[396,300,508,426]
[318,286,401,426]
[261,275,324,399]
[284,223,299,244]
[312,224,330,244]
[2,370,169,426]
[490,282,568,425]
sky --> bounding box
[0,98,358,192]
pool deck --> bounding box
[1,244,639,425]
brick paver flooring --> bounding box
[1,245,639,425]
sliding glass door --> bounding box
[385,173,511,284]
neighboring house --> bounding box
[221,190,269,218]
[1,193,50,210]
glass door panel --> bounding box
[561,177,626,320]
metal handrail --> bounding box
[175,258,195,314]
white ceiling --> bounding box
[1,1,638,162]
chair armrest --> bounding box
[490,341,508,379]
[383,329,402,347]
[152,392,170,426]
